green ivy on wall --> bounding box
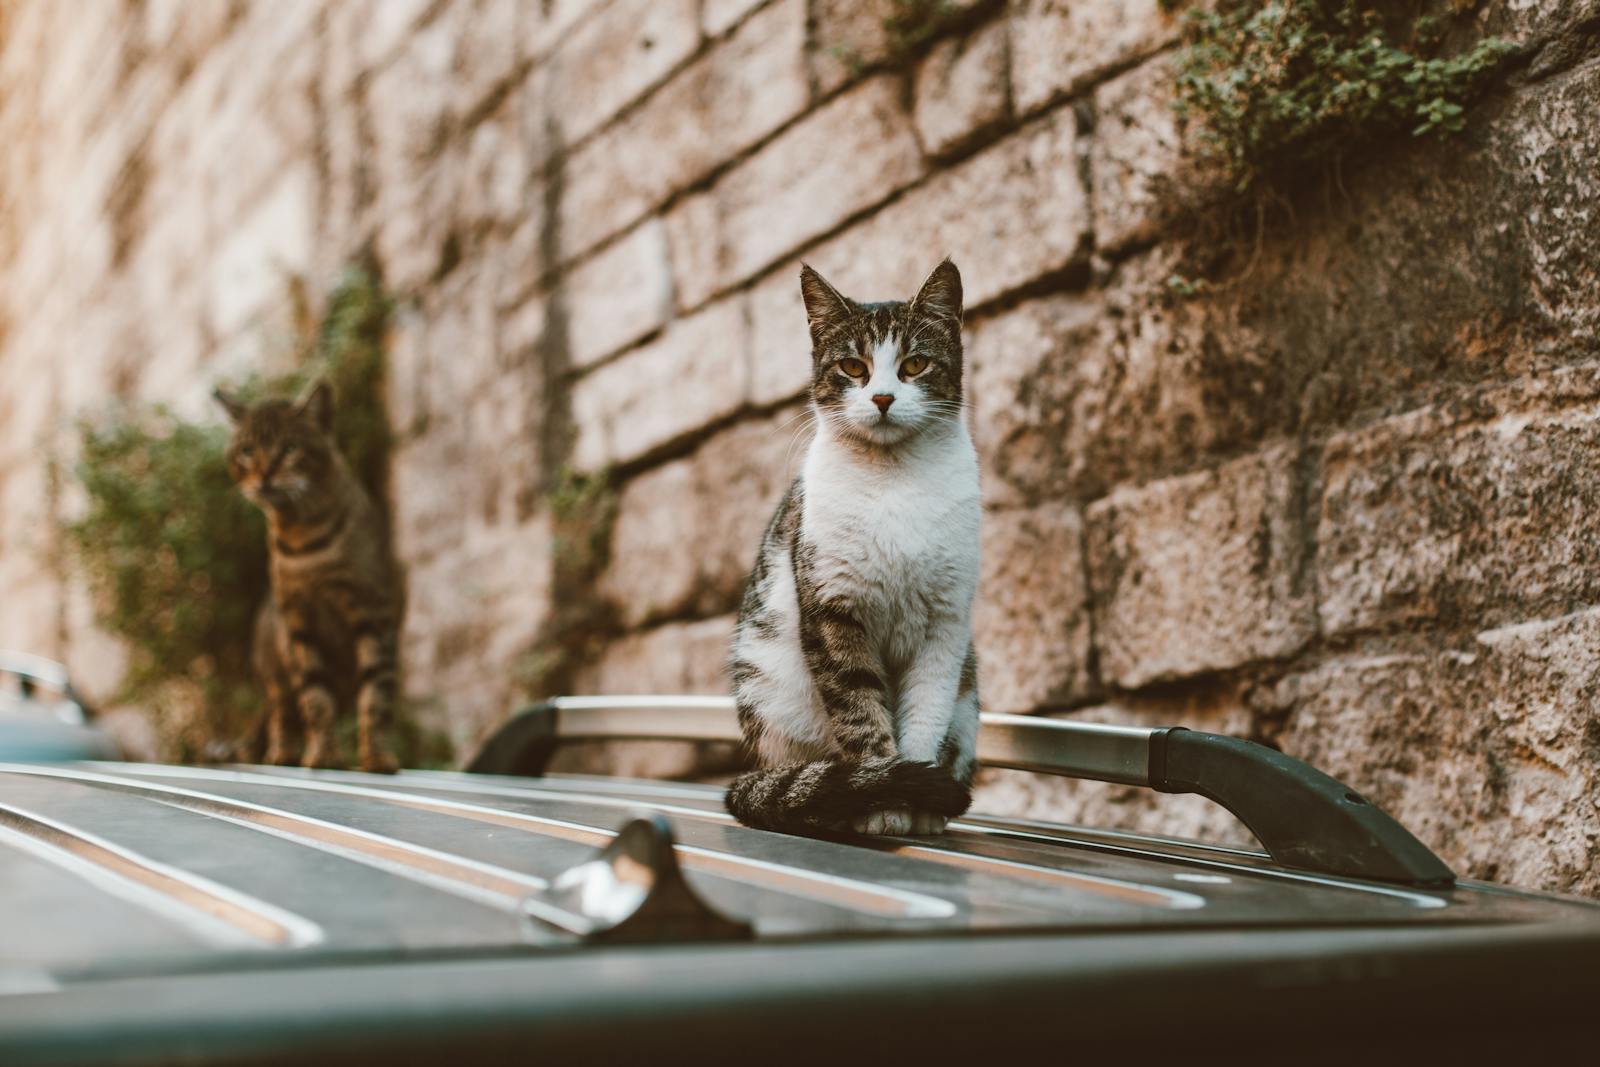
[65,413,268,759]
[1168,1,1516,191]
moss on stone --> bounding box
[882,0,968,59]
[513,467,621,701]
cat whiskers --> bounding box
[765,405,823,473]
[916,400,966,423]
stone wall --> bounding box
[0,1,1596,896]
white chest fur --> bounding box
[800,421,981,670]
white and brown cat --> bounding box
[726,259,981,836]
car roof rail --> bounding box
[467,696,1455,889]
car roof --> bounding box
[2,756,1596,985]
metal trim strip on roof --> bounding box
[113,764,958,921]
[0,799,323,948]
[0,764,548,912]
[125,765,1204,912]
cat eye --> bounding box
[838,357,868,378]
[900,355,930,377]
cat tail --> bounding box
[724,756,971,834]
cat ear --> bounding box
[910,257,963,327]
[213,388,248,424]
[799,263,854,343]
[294,377,335,433]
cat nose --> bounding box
[872,394,894,413]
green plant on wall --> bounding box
[65,415,269,759]
[1169,0,1516,191]
[63,266,452,766]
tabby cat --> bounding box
[215,379,401,773]
[726,259,981,836]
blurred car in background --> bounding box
[0,652,120,762]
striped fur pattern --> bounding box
[727,259,981,836]
[215,380,401,773]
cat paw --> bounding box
[907,810,949,835]
[851,808,914,836]
[359,747,400,775]
[263,744,299,767]
[299,743,341,770]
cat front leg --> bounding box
[793,587,908,835]
[793,541,897,761]
[353,625,400,774]
[896,620,975,835]
[801,595,896,760]
[261,674,299,766]
[283,622,340,769]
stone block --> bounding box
[1089,53,1222,255]
[385,304,431,440]
[713,75,924,289]
[347,0,435,75]
[1275,607,1600,897]
[557,614,742,780]
[185,38,318,238]
[746,266,815,408]
[569,295,750,469]
[809,0,986,95]
[547,0,700,148]
[399,513,554,758]
[795,105,1087,307]
[459,101,534,237]
[206,165,313,340]
[912,17,1010,159]
[1499,54,1600,348]
[966,249,1293,504]
[1486,0,1600,58]
[565,218,675,370]
[973,503,1095,712]
[712,0,809,156]
[573,615,738,696]
[966,291,1100,508]
[388,275,536,559]
[809,0,896,95]
[360,0,519,122]
[703,0,768,37]
[1317,372,1600,637]
[367,23,462,292]
[558,0,808,263]
[1009,0,1178,117]
[485,215,545,313]
[1087,444,1315,688]
[444,0,521,118]
[601,407,804,628]
[1087,60,1600,439]
[374,151,464,296]
[556,78,705,263]
[516,0,596,62]
[140,0,240,76]
[664,190,723,313]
